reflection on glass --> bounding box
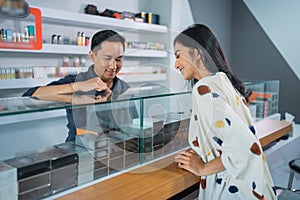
[1,91,194,200]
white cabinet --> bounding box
[0,7,169,93]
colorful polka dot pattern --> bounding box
[249,125,256,135]
[192,137,199,147]
[236,96,239,106]
[252,181,265,199]
[213,136,223,146]
[192,75,273,198]
[250,143,261,155]
[194,114,198,121]
[242,98,248,106]
[212,93,219,98]
[229,185,238,193]
[252,181,256,190]
[225,118,231,126]
[197,85,211,95]
[262,153,266,162]
[252,190,265,200]
[201,178,207,190]
[207,151,211,156]
[214,120,225,128]
[272,187,277,196]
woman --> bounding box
[174,24,277,200]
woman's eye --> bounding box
[175,55,180,59]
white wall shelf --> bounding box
[0,44,168,57]
[39,7,168,33]
[0,74,166,89]
[0,6,169,92]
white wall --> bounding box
[189,0,232,64]
[243,0,300,80]
[164,0,195,93]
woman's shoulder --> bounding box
[194,72,223,88]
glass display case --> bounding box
[0,80,280,199]
[0,90,192,200]
[244,80,280,121]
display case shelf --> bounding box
[0,74,166,89]
[0,78,60,89]
[0,109,66,125]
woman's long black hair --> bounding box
[174,24,251,102]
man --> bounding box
[23,30,137,141]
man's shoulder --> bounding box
[116,77,130,87]
[113,77,130,93]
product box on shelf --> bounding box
[4,143,79,200]
[0,7,42,50]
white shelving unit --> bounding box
[0,6,169,89]
[0,74,167,89]
[39,7,168,33]
[0,44,168,57]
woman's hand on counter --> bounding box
[175,149,204,176]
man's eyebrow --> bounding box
[102,54,112,57]
[174,50,180,55]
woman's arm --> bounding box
[175,149,225,176]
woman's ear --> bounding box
[89,50,95,63]
[193,48,202,60]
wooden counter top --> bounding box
[57,119,292,200]
[255,119,292,147]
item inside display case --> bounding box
[244,80,279,121]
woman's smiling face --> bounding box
[174,42,200,80]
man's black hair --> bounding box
[91,30,125,51]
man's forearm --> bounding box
[32,83,74,96]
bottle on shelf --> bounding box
[81,32,85,46]
[27,25,35,43]
[63,56,70,67]
[77,32,82,46]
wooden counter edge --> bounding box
[256,119,293,147]
[57,119,292,200]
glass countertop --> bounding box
[0,91,191,117]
